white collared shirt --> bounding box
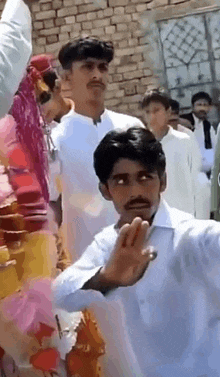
[54,200,220,377]
[52,108,144,260]
[0,0,32,119]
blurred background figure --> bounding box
[0,0,41,119]
[169,98,194,132]
[169,98,211,219]
[181,92,217,179]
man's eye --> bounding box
[117,179,125,185]
[84,63,94,70]
[140,174,152,181]
[99,64,108,72]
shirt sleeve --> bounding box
[53,238,109,312]
[0,0,32,119]
[199,221,220,297]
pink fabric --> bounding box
[2,279,55,335]
[0,113,48,232]
[9,70,49,203]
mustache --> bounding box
[87,81,105,89]
[124,198,151,210]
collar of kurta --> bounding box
[68,109,108,125]
[160,126,174,142]
[151,199,193,230]
[192,113,212,149]
[192,113,203,129]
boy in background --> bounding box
[141,89,199,216]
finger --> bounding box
[126,217,142,247]
[116,223,131,249]
[134,220,149,249]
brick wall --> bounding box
[0,0,204,117]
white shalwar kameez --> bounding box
[160,126,197,215]
[53,109,144,261]
[53,199,220,377]
[176,124,211,219]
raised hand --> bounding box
[100,217,157,287]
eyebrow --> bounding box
[137,170,156,176]
[111,173,128,181]
[111,170,157,180]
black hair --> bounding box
[192,91,212,106]
[58,37,114,70]
[169,98,180,114]
[94,127,166,184]
[42,70,58,91]
[141,88,170,110]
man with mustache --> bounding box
[54,37,144,261]
[181,91,216,179]
[54,126,220,376]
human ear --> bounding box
[99,182,112,201]
[159,172,167,193]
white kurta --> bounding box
[53,109,144,261]
[177,124,211,219]
[160,127,196,215]
[0,0,32,119]
[47,105,75,202]
[53,200,220,377]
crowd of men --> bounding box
[2,0,220,376]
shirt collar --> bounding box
[192,113,203,129]
[72,109,108,125]
[114,199,192,235]
[150,199,192,230]
[151,199,174,229]
[159,126,173,142]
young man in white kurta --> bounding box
[181,92,217,177]
[169,98,211,219]
[141,89,199,216]
[54,127,220,377]
[54,109,144,260]
[55,37,144,260]
[0,0,37,118]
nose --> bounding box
[92,66,103,80]
[129,181,143,198]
